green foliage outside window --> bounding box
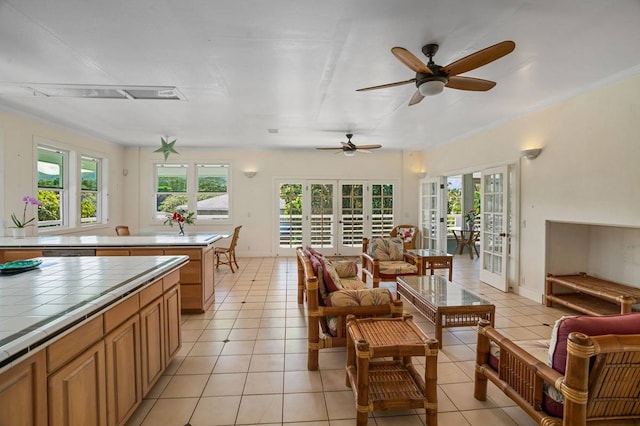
[38,190,60,221]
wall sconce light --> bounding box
[243,171,257,178]
[521,148,542,160]
[417,172,427,178]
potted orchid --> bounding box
[163,209,195,235]
[9,195,42,238]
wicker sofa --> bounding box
[296,247,403,370]
[474,314,640,425]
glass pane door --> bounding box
[420,177,445,251]
[278,182,304,250]
[339,183,365,255]
[371,183,394,237]
[309,182,335,251]
[480,166,509,291]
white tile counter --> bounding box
[0,234,224,247]
[0,234,223,312]
[0,255,188,371]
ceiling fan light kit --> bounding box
[418,78,446,96]
[357,40,515,105]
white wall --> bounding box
[126,147,420,257]
[0,110,126,236]
[424,73,640,301]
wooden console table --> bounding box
[545,272,640,315]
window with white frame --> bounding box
[154,163,230,221]
[155,164,188,219]
[196,164,229,220]
[37,146,67,228]
[80,156,101,224]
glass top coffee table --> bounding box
[404,249,453,281]
[396,275,495,348]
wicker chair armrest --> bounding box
[317,303,398,317]
[360,253,379,273]
[402,252,418,265]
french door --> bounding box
[277,180,396,256]
[419,177,446,251]
[479,166,510,291]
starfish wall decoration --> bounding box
[154,137,179,161]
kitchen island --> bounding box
[0,255,188,426]
[0,234,225,313]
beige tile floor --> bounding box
[126,255,573,426]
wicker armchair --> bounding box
[474,318,640,425]
[361,237,419,288]
[389,224,420,249]
[296,247,403,370]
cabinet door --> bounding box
[140,297,165,395]
[203,248,215,304]
[164,286,182,362]
[105,315,142,426]
[1,250,44,262]
[0,350,47,426]
[48,341,107,426]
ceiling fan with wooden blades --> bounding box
[357,40,515,106]
[316,133,381,156]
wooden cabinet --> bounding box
[0,244,215,313]
[48,340,107,426]
[0,249,44,262]
[105,315,142,426]
[0,350,47,426]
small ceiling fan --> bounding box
[356,40,515,106]
[316,133,381,156]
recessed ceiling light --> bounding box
[267,128,279,134]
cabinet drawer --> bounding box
[165,248,201,260]
[1,250,44,262]
[163,269,181,292]
[47,316,103,373]
[96,249,130,256]
[104,294,140,334]
[140,279,163,308]
[130,249,165,256]
[177,260,200,284]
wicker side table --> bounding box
[345,314,439,426]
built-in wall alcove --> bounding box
[546,221,640,288]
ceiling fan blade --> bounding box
[356,144,382,150]
[446,76,496,91]
[391,47,433,74]
[443,40,515,77]
[356,78,416,92]
[408,90,424,106]
[316,147,343,150]
[358,149,373,154]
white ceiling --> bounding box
[1,0,639,152]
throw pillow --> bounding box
[332,260,358,278]
[397,227,416,242]
[321,258,344,293]
[368,237,405,261]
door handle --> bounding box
[499,232,508,237]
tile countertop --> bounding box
[0,255,189,371]
[0,233,225,247]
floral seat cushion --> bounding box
[379,260,418,277]
[324,288,393,336]
[340,277,368,290]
